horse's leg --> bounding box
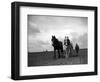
[70,47,72,57]
[61,49,65,58]
[54,49,56,59]
[66,47,69,58]
[66,48,68,58]
[61,47,64,58]
[67,48,70,57]
[72,47,74,56]
[58,50,60,58]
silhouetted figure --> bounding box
[46,49,48,52]
[75,43,79,54]
[51,35,64,59]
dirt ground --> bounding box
[28,49,88,67]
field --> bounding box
[28,49,88,67]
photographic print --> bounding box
[28,15,88,67]
[11,2,97,80]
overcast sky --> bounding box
[28,15,88,52]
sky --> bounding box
[28,15,88,52]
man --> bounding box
[67,36,70,46]
[64,36,70,46]
[75,43,79,54]
[64,36,67,46]
[64,36,71,57]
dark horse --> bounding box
[51,35,64,59]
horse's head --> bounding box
[51,35,59,46]
[51,35,56,42]
[51,35,54,43]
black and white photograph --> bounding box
[28,15,88,67]
[11,2,97,80]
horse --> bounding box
[51,35,64,59]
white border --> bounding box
[20,6,94,76]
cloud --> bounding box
[28,15,88,32]
[28,21,40,36]
[77,33,88,48]
[72,33,88,49]
[28,15,88,52]
[28,39,52,52]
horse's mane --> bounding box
[52,36,60,46]
[54,37,59,43]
